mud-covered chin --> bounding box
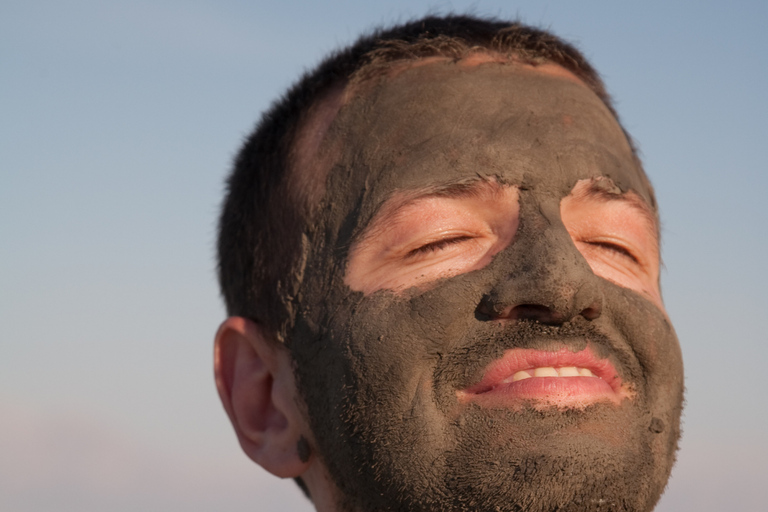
[289,277,682,512]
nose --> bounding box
[477,281,603,324]
[475,204,603,325]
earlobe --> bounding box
[214,317,310,478]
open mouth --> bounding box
[457,345,632,409]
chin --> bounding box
[321,399,679,512]
[441,404,676,512]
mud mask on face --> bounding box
[288,62,683,512]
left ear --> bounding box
[214,316,310,478]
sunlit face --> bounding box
[346,179,662,310]
[288,60,683,512]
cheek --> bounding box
[574,242,663,309]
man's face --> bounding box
[288,60,683,512]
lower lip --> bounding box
[463,375,619,409]
[457,346,628,409]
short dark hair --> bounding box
[217,14,650,340]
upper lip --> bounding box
[460,344,623,395]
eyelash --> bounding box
[403,236,640,267]
[406,235,474,258]
[587,241,639,264]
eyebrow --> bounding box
[369,178,657,228]
[403,177,500,200]
[581,183,659,235]
[350,177,500,247]
[351,177,660,249]
[380,176,503,214]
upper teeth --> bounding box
[503,366,596,383]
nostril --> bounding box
[579,300,603,321]
[475,295,506,320]
[581,307,600,321]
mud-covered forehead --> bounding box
[317,61,650,239]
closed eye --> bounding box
[585,240,639,264]
[344,182,520,295]
[406,235,475,258]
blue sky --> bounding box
[2,1,767,510]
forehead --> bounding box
[311,61,650,237]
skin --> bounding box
[218,58,683,512]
